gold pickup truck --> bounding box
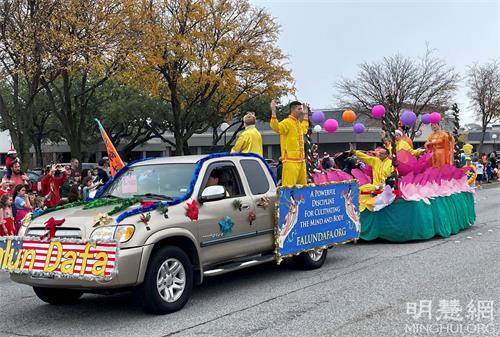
[12,154,327,314]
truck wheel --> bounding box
[140,246,193,314]
[33,287,83,305]
[292,249,327,270]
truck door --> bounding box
[238,158,277,250]
[197,161,261,265]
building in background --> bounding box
[1,109,486,167]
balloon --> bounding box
[400,110,417,126]
[324,119,338,133]
[311,111,325,124]
[371,104,385,119]
[342,110,356,123]
[313,124,322,133]
[353,123,365,134]
[220,122,230,131]
[429,112,441,124]
[421,113,431,125]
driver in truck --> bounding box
[205,169,230,197]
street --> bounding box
[1,186,499,337]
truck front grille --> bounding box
[25,227,82,239]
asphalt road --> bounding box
[1,185,499,337]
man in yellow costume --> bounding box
[425,123,455,168]
[231,113,263,156]
[351,147,394,211]
[270,99,309,186]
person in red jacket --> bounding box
[40,164,68,208]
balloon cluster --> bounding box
[369,103,443,127]
[310,104,442,135]
[311,109,365,134]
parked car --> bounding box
[14,154,327,314]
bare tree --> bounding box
[467,60,500,152]
[336,48,459,138]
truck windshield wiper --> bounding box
[134,193,173,200]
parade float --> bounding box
[307,104,475,242]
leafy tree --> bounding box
[95,81,173,160]
[136,0,294,155]
[0,0,56,167]
[40,0,143,161]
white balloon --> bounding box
[220,122,230,131]
[313,125,322,133]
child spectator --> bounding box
[82,176,102,202]
[68,184,81,202]
[0,194,15,236]
[0,181,12,196]
[476,160,484,186]
[13,184,32,232]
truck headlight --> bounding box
[90,226,115,241]
[114,225,135,243]
[90,225,135,243]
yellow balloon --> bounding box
[462,143,473,156]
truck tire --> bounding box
[140,246,193,314]
[292,249,327,270]
[33,287,83,305]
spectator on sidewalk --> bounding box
[2,162,28,193]
[97,158,110,183]
[13,184,32,232]
[40,164,68,208]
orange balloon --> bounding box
[342,110,356,123]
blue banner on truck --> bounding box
[275,181,361,259]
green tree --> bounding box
[95,81,173,160]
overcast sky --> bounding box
[251,0,500,123]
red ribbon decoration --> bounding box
[40,217,65,241]
[185,200,199,221]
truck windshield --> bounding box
[102,163,196,200]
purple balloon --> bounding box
[353,123,365,134]
[421,113,431,125]
[429,112,441,124]
[324,118,338,133]
[400,110,417,126]
[311,111,325,124]
[371,104,385,119]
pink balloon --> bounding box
[371,104,385,119]
[429,112,441,124]
[324,118,338,133]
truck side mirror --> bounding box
[200,185,226,202]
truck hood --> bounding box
[25,204,132,240]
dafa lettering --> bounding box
[0,240,110,277]
[296,228,347,246]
